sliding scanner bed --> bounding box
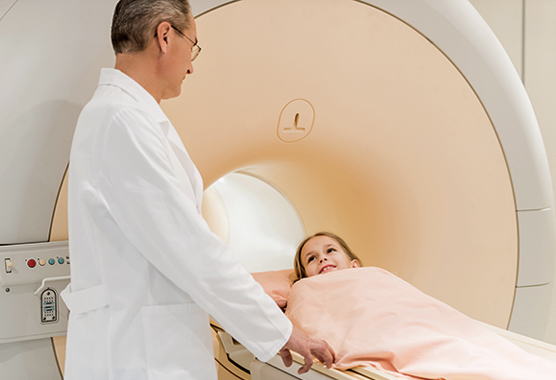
[253,354,396,380]
[211,324,556,380]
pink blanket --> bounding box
[285,267,556,380]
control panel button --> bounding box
[39,259,46,266]
[58,257,65,264]
[27,259,37,268]
[48,258,55,265]
[4,258,13,274]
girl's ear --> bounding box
[351,260,360,268]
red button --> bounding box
[27,259,37,268]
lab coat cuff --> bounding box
[257,318,293,362]
[61,283,110,314]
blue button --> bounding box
[48,258,55,265]
[58,257,65,264]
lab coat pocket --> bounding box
[141,303,217,380]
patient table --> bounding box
[212,323,556,380]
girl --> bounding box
[287,232,556,380]
[293,232,362,281]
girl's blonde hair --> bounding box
[293,232,362,282]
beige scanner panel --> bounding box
[163,0,517,327]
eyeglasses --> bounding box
[171,25,201,61]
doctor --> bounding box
[61,0,334,378]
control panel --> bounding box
[0,242,69,287]
[0,241,70,343]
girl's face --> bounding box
[301,235,360,277]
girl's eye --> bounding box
[327,248,336,253]
[307,256,315,264]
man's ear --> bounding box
[155,22,172,53]
[351,260,360,269]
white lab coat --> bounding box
[62,68,292,380]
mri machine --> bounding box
[1,0,556,378]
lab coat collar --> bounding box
[98,68,168,124]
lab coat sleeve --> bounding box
[97,107,292,361]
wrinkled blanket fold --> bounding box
[285,267,556,380]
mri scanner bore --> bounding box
[2,0,556,379]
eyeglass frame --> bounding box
[171,25,201,61]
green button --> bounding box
[48,258,55,265]
[58,257,65,264]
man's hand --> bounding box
[278,325,335,374]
